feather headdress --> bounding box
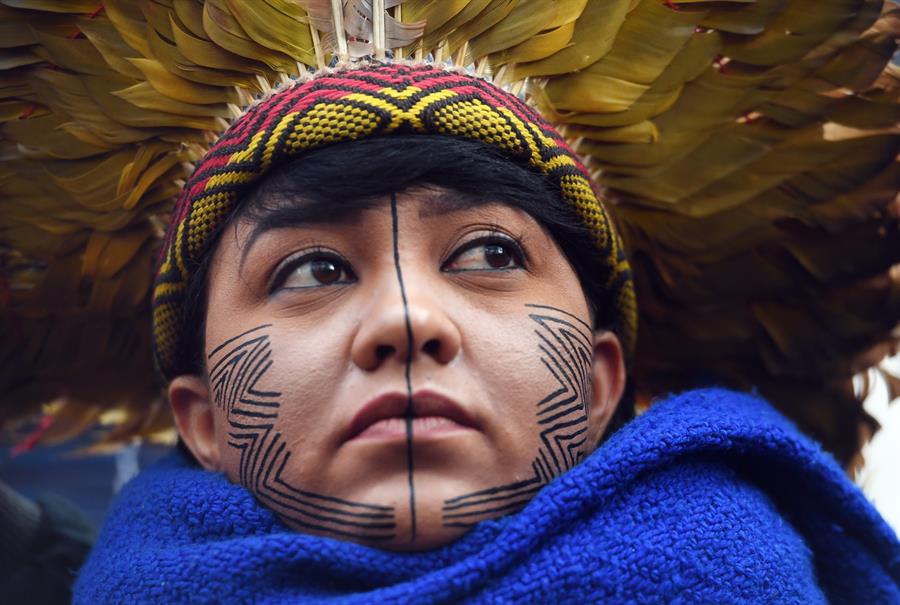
[1,0,899,465]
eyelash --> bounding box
[441,232,527,272]
[268,231,528,293]
[269,246,354,293]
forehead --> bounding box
[225,186,544,264]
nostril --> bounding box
[423,339,440,357]
[375,344,394,361]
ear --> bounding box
[585,330,626,449]
[168,375,222,471]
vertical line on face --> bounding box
[391,191,417,542]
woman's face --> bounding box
[170,186,625,551]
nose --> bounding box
[351,284,462,372]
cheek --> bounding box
[483,345,544,408]
[265,335,348,438]
[463,295,589,410]
[461,300,594,466]
[211,323,352,480]
[464,318,550,439]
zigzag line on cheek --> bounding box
[441,304,593,527]
[209,324,397,541]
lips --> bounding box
[345,390,477,442]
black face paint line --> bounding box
[390,191,418,543]
[442,304,593,528]
[209,324,397,541]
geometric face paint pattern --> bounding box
[442,304,593,527]
[209,324,397,541]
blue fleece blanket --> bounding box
[75,388,900,604]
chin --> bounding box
[275,508,474,552]
[275,491,487,552]
[374,524,472,552]
[264,458,530,551]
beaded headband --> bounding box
[152,62,636,379]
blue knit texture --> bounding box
[74,388,900,604]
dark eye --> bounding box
[272,252,355,291]
[444,236,525,272]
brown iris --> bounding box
[484,244,512,269]
[311,259,341,284]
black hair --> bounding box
[179,135,634,441]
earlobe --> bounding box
[586,331,626,449]
[168,375,222,471]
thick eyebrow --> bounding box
[238,199,366,271]
[238,188,508,269]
